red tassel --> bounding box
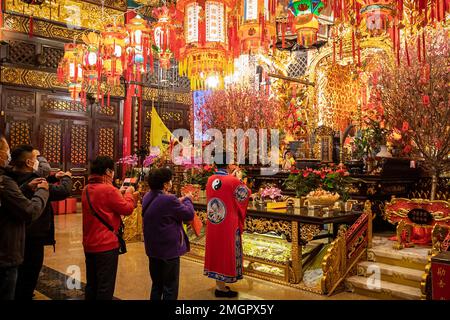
[107,91,110,107]
[405,38,410,66]
[431,1,435,21]
[281,24,286,48]
[417,35,421,62]
[339,39,343,60]
[422,31,426,63]
[396,27,400,65]
[357,43,361,66]
[352,30,355,61]
[29,16,34,38]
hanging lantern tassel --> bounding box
[339,39,343,60]
[357,42,361,66]
[405,38,410,66]
[396,27,400,66]
[422,31,426,63]
[281,24,286,49]
[352,30,355,62]
[417,35,421,62]
[29,16,34,38]
[107,91,111,107]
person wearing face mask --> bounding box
[142,168,194,300]
[0,136,49,300]
[8,145,73,300]
[81,156,138,300]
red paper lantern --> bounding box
[151,5,182,70]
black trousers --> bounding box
[85,249,119,300]
[0,266,18,300]
[15,240,45,300]
[149,257,180,300]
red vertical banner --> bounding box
[123,85,133,162]
[431,253,450,300]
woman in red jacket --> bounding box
[81,156,137,300]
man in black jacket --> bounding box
[8,145,73,300]
[0,136,49,300]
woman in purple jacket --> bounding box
[142,168,194,300]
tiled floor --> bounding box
[37,213,373,300]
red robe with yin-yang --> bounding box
[203,171,251,283]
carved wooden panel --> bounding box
[5,118,33,149]
[41,46,64,69]
[93,101,118,119]
[70,124,88,165]
[4,89,35,113]
[7,41,36,66]
[41,96,86,113]
[41,122,63,165]
[97,127,115,159]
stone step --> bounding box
[357,261,424,289]
[368,246,429,271]
[346,276,422,300]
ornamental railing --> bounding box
[321,200,373,295]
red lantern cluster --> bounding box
[58,16,155,106]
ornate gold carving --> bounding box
[300,224,321,243]
[4,13,85,42]
[123,203,143,242]
[420,258,432,300]
[0,66,65,90]
[290,221,302,284]
[82,0,127,11]
[244,217,292,241]
[98,128,115,159]
[161,111,183,123]
[42,123,62,164]
[431,224,450,255]
[5,0,124,31]
[321,225,347,295]
[9,121,32,149]
[0,66,191,105]
[143,88,192,105]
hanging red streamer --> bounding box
[29,16,34,38]
[422,31,426,63]
[405,38,410,66]
[417,35,421,62]
[351,30,355,61]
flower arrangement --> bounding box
[117,155,139,177]
[285,165,352,201]
[260,186,283,201]
[184,164,216,190]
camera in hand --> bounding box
[121,177,138,189]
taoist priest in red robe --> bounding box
[203,153,251,298]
